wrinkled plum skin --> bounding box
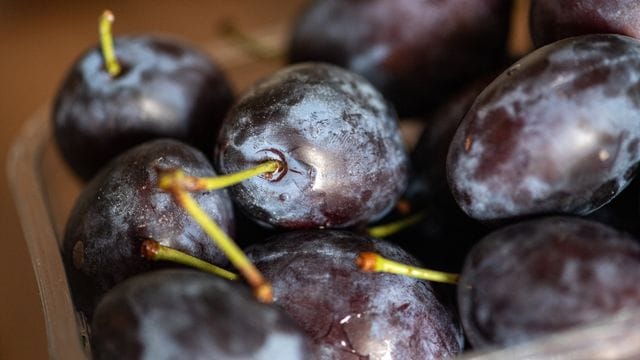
[447,34,640,222]
[54,35,233,180]
[531,0,640,48]
[62,139,234,318]
[215,63,408,230]
[458,216,640,348]
[246,230,464,360]
[288,0,511,116]
[91,270,311,360]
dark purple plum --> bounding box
[447,34,640,222]
[288,0,511,116]
[215,63,408,230]
[54,35,233,180]
[91,269,311,360]
[246,230,464,359]
[531,0,640,48]
[62,139,234,317]
[412,76,496,202]
[458,216,640,347]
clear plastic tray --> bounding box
[8,21,640,360]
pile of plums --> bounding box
[53,1,640,358]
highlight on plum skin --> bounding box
[447,34,640,222]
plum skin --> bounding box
[447,34,640,222]
[288,0,511,116]
[53,35,233,180]
[215,62,408,230]
[458,216,640,347]
[530,0,640,48]
[246,230,464,360]
[91,269,312,360]
[62,139,234,318]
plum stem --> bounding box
[357,252,459,284]
[158,160,281,192]
[159,170,273,303]
[99,10,121,77]
[367,212,426,238]
[141,239,238,281]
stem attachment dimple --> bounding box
[357,252,459,284]
[141,239,238,281]
[99,10,121,77]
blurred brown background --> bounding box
[0,1,303,358]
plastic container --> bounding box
[8,20,640,360]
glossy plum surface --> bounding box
[216,63,408,229]
[54,35,233,180]
[246,230,464,359]
[62,139,234,317]
[447,34,640,222]
[458,216,640,347]
[91,269,311,360]
[531,0,640,48]
[288,0,511,116]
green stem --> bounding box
[158,170,273,303]
[357,252,459,284]
[158,160,281,192]
[141,239,238,281]
[99,10,121,77]
[367,212,426,238]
